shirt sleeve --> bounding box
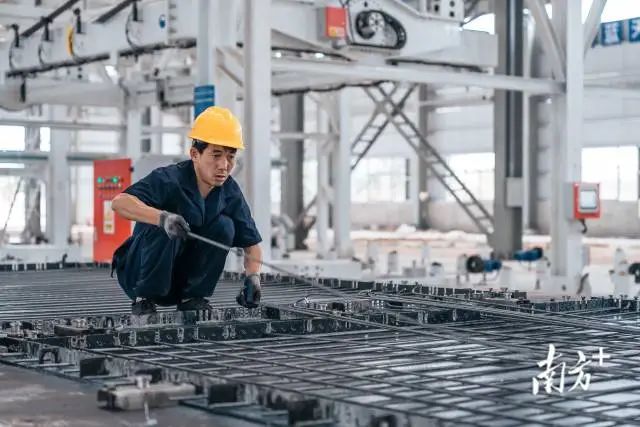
[227,191,263,248]
[122,169,169,209]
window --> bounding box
[0,126,25,151]
[352,157,409,203]
[462,1,640,35]
[582,146,638,201]
[271,168,281,215]
[596,0,640,23]
[463,14,495,34]
[0,177,25,234]
[303,159,317,207]
[445,153,495,201]
[302,157,409,205]
[40,127,50,151]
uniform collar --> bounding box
[178,160,227,218]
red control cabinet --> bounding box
[572,182,601,220]
[93,159,132,263]
[323,6,347,39]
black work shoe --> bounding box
[177,297,213,311]
[131,299,157,316]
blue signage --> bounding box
[629,18,640,43]
[194,85,215,118]
[600,20,623,46]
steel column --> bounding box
[522,14,537,231]
[21,126,44,243]
[583,0,608,57]
[46,106,71,245]
[150,106,162,154]
[316,98,330,259]
[196,0,216,88]
[125,108,142,161]
[550,0,584,290]
[331,90,352,258]
[214,0,238,112]
[279,94,306,249]
[417,85,430,230]
[243,0,272,262]
[492,0,524,256]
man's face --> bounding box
[191,143,237,187]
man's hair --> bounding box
[191,140,238,155]
[192,139,209,154]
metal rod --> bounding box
[1,178,22,243]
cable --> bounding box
[580,219,588,234]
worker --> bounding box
[111,106,263,315]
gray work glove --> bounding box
[158,211,190,239]
[237,273,262,309]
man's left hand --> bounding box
[237,273,261,308]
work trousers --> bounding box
[113,214,235,305]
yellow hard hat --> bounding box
[188,106,245,150]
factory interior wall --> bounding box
[348,116,420,228]
[370,42,640,236]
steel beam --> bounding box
[272,58,563,94]
[0,117,123,132]
[0,4,54,21]
[0,151,112,163]
[0,79,125,109]
[583,0,608,57]
[524,0,566,80]
[243,0,272,263]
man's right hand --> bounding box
[158,211,190,239]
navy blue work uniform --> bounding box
[112,160,262,305]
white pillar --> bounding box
[243,0,272,262]
[150,106,162,154]
[126,108,142,161]
[47,106,71,246]
[196,0,216,87]
[550,0,584,289]
[316,99,329,259]
[331,90,353,258]
[214,0,238,112]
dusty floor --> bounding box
[0,364,254,427]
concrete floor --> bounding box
[0,364,255,427]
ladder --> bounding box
[295,84,416,232]
[350,84,417,170]
[365,84,494,236]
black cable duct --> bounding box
[20,0,82,38]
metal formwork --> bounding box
[1,265,640,426]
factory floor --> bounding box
[0,364,255,427]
